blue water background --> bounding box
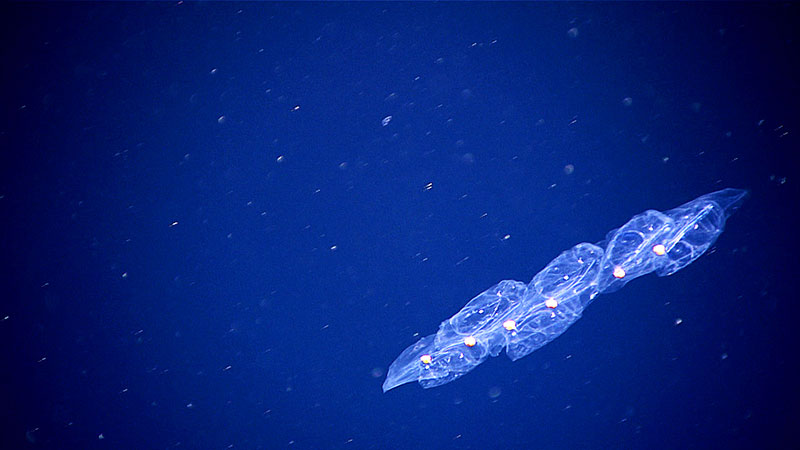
[1,3,797,449]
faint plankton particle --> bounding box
[381,115,392,127]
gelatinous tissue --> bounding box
[383,189,747,392]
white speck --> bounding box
[276,155,285,163]
[381,115,392,127]
[674,318,683,326]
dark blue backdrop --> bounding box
[1,2,797,449]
